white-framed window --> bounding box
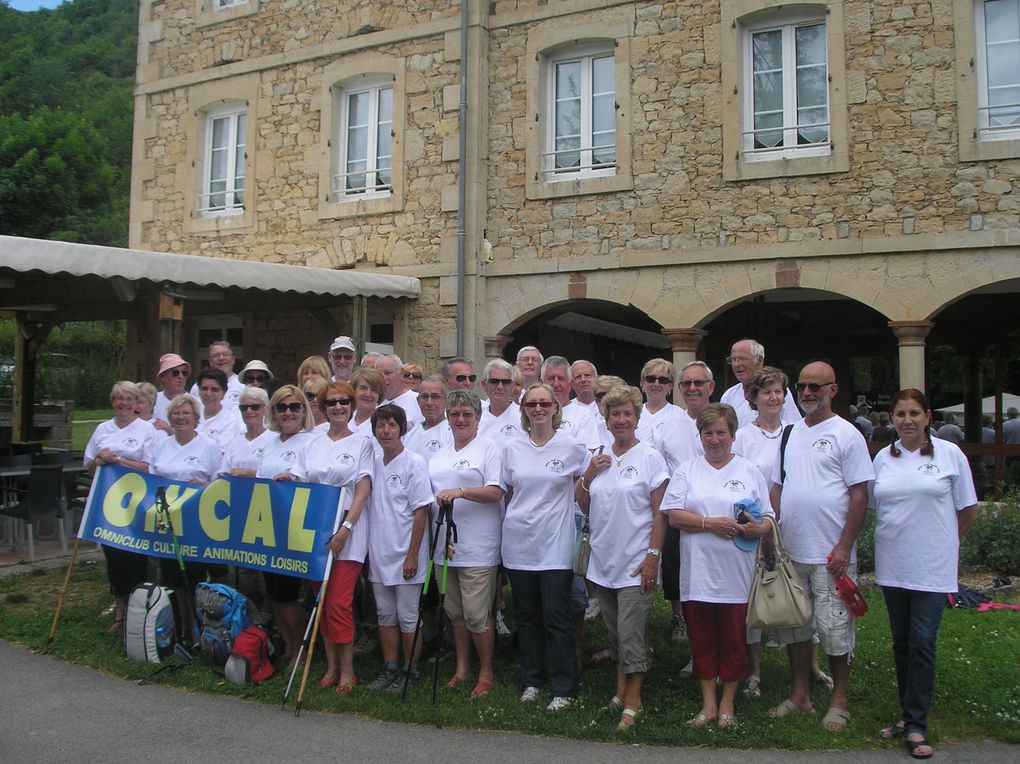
[742,15,829,159]
[544,45,616,180]
[334,78,393,200]
[975,0,1020,140]
[198,105,246,216]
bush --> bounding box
[856,510,876,575]
[961,489,1020,574]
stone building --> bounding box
[129,0,1020,415]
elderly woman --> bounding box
[635,359,684,447]
[429,390,505,698]
[297,355,333,386]
[135,381,171,435]
[257,384,319,662]
[195,368,243,456]
[153,353,190,424]
[501,383,590,712]
[221,386,273,477]
[350,368,386,437]
[402,362,425,393]
[871,389,977,759]
[576,385,668,731]
[303,376,329,429]
[239,360,273,389]
[85,381,161,632]
[365,404,434,694]
[293,381,374,694]
[663,403,774,729]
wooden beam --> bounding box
[12,314,54,443]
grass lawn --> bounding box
[70,408,111,452]
[2,561,1018,750]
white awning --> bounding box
[0,236,419,300]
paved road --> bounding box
[0,641,1014,764]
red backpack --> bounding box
[224,626,276,684]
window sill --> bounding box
[317,191,402,221]
[724,150,848,181]
[525,171,632,200]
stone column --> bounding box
[661,328,707,399]
[889,320,933,392]
[482,334,513,362]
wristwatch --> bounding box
[341,520,354,534]
[646,547,661,557]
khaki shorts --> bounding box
[443,566,498,633]
[596,585,656,674]
[771,561,856,657]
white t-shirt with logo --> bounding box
[256,431,318,480]
[149,432,222,484]
[404,420,453,463]
[662,454,775,603]
[479,401,522,442]
[197,406,243,456]
[297,431,375,564]
[636,403,686,448]
[771,415,875,565]
[501,431,591,570]
[428,435,504,567]
[871,440,977,593]
[367,448,435,586]
[732,419,798,484]
[221,428,274,474]
[721,382,800,428]
[587,441,669,590]
[656,411,701,474]
[189,373,244,408]
[385,388,423,430]
[84,418,160,466]
[559,400,601,450]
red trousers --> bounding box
[682,600,748,682]
[317,560,363,645]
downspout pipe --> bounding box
[456,0,468,356]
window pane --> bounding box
[752,30,783,74]
[556,61,581,100]
[985,0,1020,45]
[795,24,826,67]
[555,99,581,142]
[347,91,368,128]
[555,134,580,170]
[377,87,393,123]
[592,55,614,95]
[752,29,783,147]
[988,43,1020,87]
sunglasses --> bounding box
[166,369,187,377]
[402,372,423,380]
[680,379,708,389]
[644,375,672,385]
[274,402,304,413]
[245,375,269,384]
[455,374,477,383]
[523,400,555,409]
[795,381,835,393]
[324,397,352,407]
[486,378,513,387]
[238,403,265,412]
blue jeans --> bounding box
[882,586,946,736]
[506,568,578,697]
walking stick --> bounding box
[431,500,457,706]
[47,536,81,643]
[402,498,451,702]
[155,486,199,644]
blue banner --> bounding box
[79,464,342,581]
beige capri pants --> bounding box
[442,565,499,633]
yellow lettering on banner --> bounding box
[287,487,315,553]
[102,472,148,528]
[199,479,231,542]
[143,483,198,534]
[242,482,276,547]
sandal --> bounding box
[318,673,339,689]
[446,674,466,689]
[768,699,814,719]
[617,707,641,732]
[605,695,624,711]
[336,676,358,696]
[717,714,737,729]
[822,706,851,732]
[878,721,906,740]
[106,619,124,634]
[906,736,934,759]
[470,678,494,698]
[687,713,716,727]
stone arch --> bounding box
[920,252,1020,320]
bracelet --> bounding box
[579,477,590,493]
[459,487,465,498]
[701,516,706,531]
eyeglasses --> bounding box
[238,403,265,412]
[245,375,269,384]
[486,378,513,387]
[210,351,233,359]
[455,374,477,383]
[522,400,555,409]
[680,379,709,389]
[418,393,446,401]
[644,375,672,386]
[725,355,752,366]
[274,402,304,413]
[402,372,423,380]
[324,397,352,407]
[166,369,187,377]
[795,381,835,393]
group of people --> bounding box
[83,335,978,758]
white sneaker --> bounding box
[495,611,511,637]
[520,686,540,703]
[679,658,694,678]
[546,696,575,712]
[583,598,601,621]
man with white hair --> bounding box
[1005,407,1020,444]
[188,340,244,407]
[719,338,798,427]
[328,336,358,382]
[570,360,598,412]
[442,357,477,392]
[478,358,521,440]
[542,356,600,450]
[516,346,544,390]
[403,376,453,460]
[376,353,422,425]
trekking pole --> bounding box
[47,535,81,643]
[156,486,199,646]
[402,498,450,702]
[282,594,320,707]
[431,500,457,707]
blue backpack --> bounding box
[194,582,260,666]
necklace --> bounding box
[613,440,637,466]
[754,420,782,439]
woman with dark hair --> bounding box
[871,389,977,759]
[662,403,774,729]
[501,383,590,712]
[294,381,374,694]
[195,368,242,456]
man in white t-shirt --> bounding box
[516,346,543,391]
[328,336,358,382]
[768,361,874,732]
[403,376,452,461]
[442,357,477,392]
[720,338,798,427]
[377,353,422,425]
[478,358,521,441]
[542,356,600,450]
[188,340,244,407]
[570,360,598,413]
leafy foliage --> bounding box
[961,489,1020,574]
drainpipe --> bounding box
[456,0,468,356]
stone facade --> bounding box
[131,0,1020,383]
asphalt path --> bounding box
[0,640,1015,764]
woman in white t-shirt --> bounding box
[429,390,505,699]
[350,368,385,437]
[195,368,243,457]
[576,385,668,732]
[635,358,684,446]
[136,381,172,436]
[257,385,319,663]
[84,381,161,633]
[294,381,373,695]
[662,404,775,730]
[871,388,977,759]
[501,383,590,712]
[220,386,273,477]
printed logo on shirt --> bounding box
[426,439,442,452]
[723,479,746,493]
[123,437,139,448]
[281,450,297,463]
[620,466,639,480]
[918,462,941,475]
[386,474,404,489]
[253,448,265,458]
[559,420,574,431]
[545,459,565,473]
[500,424,518,436]
[335,452,355,466]
[184,455,199,465]
[812,438,833,452]
[453,459,472,470]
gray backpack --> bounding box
[124,583,182,664]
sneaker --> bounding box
[353,628,379,657]
[669,615,688,644]
[584,598,601,621]
[679,658,694,678]
[547,696,575,712]
[520,686,540,703]
[743,675,761,698]
[495,611,511,637]
[813,670,834,692]
[386,667,420,694]
[367,664,399,691]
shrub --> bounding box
[961,490,1020,574]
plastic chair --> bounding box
[0,464,68,562]
[34,452,73,465]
